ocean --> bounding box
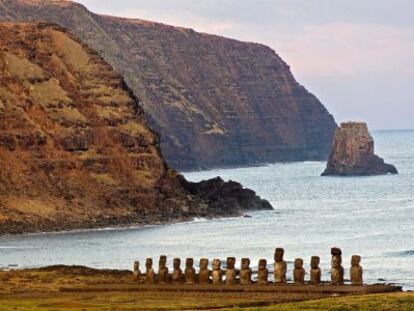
[0,130,413,288]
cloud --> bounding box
[274,23,414,78]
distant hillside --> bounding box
[0,22,271,234]
[0,0,337,170]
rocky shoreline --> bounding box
[0,201,270,236]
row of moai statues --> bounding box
[133,248,363,285]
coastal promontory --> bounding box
[322,122,398,176]
[0,22,271,235]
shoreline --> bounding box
[0,212,255,238]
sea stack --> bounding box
[322,122,398,176]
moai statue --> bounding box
[350,255,363,285]
[225,257,239,285]
[310,256,321,285]
[185,258,196,285]
[293,258,305,284]
[158,255,169,284]
[198,258,210,285]
[211,259,224,285]
[274,248,287,283]
[239,258,252,285]
[133,261,141,282]
[172,258,183,284]
[331,247,344,285]
[145,258,155,284]
[257,259,269,285]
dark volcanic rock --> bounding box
[0,22,273,235]
[180,176,272,217]
[322,122,398,176]
[0,0,337,170]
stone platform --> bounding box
[61,283,401,295]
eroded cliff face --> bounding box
[0,0,337,170]
[0,22,272,234]
[322,122,398,176]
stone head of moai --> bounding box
[239,257,252,285]
[133,261,140,271]
[293,258,305,284]
[331,247,342,256]
[310,256,320,269]
[185,258,196,285]
[274,248,287,283]
[331,255,342,268]
[200,258,209,270]
[351,255,361,266]
[257,259,269,285]
[350,255,363,285]
[172,258,183,283]
[159,255,167,268]
[310,256,321,285]
[241,258,250,270]
[212,259,221,270]
[294,258,303,269]
[227,257,236,269]
[331,247,344,285]
[173,258,181,269]
[225,257,238,285]
[331,247,342,267]
[198,258,210,285]
[145,258,153,269]
[186,258,194,269]
[259,259,267,270]
[274,248,284,262]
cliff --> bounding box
[322,122,398,176]
[0,22,271,235]
[0,0,337,170]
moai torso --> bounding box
[239,258,252,285]
[225,257,239,285]
[274,248,287,283]
[257,259,269,285]
[198,258,210,285]
[145,258,155,284]
[310,256,321,285]
[133,261,141,283]
[350,255,363,285]
[293,258,305,284]
[172,258,183,283]
[331,248,344,285]
[184,258,196,285]
[211,259,223,285]
[158,255,169,284]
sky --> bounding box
[76,0,414,130]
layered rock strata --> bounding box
[0,0,337,170]
[0,22,272,235]
[322,122,398,176]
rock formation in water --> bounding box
[322,122,398,176]
[0,22,272,235]
[0,0,337,170]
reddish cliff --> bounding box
[322,122,398,176]
[0,22,271,235]
[0,0,337,170]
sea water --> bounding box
[0,130,413,288]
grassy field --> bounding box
[225,293,414,311]
[1,292,414,310]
